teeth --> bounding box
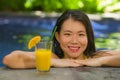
[70,47,78,49]
[69,46,79,50]
[68,46,80,53]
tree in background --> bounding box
[0,0,120,13]
[24,0,120,13]
[0,0,26,11]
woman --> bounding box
[3,10,120,68]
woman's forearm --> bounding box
[83,55,120,67]
[84,50,120,67]
[74,55,120,67]
[2,50,36,68]
[100,55,120,67]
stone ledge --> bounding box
[0,67,120,80]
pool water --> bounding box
[0,15,120,67]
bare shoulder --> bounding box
[92,50,120,58]
[52,53,59,59]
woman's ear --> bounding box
[55,32,60,43]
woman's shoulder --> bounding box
[91,50,115,58]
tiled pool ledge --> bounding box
[0,67,120,80]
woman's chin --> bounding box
[69,55,79,59]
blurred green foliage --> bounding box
[0,0,26,11]
[0,0,120,13]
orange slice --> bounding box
[28,36,41,49]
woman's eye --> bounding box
[79,34,85,36]
[64,33,70,36]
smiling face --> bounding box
[55,18,88,59]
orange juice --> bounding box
[35,49,51,71]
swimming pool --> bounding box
[0,14,120,67]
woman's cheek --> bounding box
[60,36,70,43]
[80,37,88,45]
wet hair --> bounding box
[52,10,96,58]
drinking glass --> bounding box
[35,41,52,72]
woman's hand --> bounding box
[51,58,82,67]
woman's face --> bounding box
[55,18,88,59]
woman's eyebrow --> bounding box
[63,30,72,32]
[78,31,86,33]
[64,30,86,32]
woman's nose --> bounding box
[71,35,78,43]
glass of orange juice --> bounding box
[35,41,52,72]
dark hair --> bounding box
[52,10,96,58]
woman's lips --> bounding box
[68,46,80,53]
